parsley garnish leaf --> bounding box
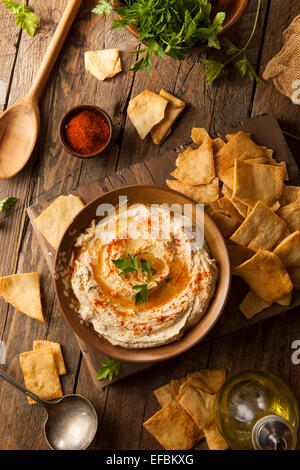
[112,253,160,304]
[96,357,121,381]
[112,254,140,276]
[0,197,18,212]
[92,0,113,16]
[235,53,264,84]
[202,59,224,84]
[2,0,40,37]
[202,0,264,84]
[133,284,149,305]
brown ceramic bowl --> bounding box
[59,105,113,159]
[54,186,231,363]
[115,0,249,54]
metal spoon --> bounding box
[0,369,98,450]
[0,0,83,179]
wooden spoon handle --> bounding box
[29,0,84,100]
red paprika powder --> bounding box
[64,110,110,154]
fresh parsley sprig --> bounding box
[93,0,225,73]
[202,0,263,84]
[96,357,121,381]
[92,0,113,16]
[132,283,149,305]
[0,197,18,212]
[2,0,40,37]
[112,253,160,305]
[112,253,140,276]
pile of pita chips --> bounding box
[128,89,186,143]
[84,49,122,81]
[0,273,44,322]
[166,128,300,319]
[144,369,228,450]
[34,194,84,250]
[20,340,66,404]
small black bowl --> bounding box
[59,104,113,159]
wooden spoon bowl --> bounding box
[0,96,39,179]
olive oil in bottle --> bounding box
[215,370,299,450]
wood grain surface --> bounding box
[0,0,300,450]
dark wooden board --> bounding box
[27,114,300,386]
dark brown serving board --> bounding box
[27,114,300,387]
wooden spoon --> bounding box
[0,0,83,179]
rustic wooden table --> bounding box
[1,0,300,450]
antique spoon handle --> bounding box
[29,0,84,100]
[0,369,49,406]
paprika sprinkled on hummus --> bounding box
[70,204,218,349]
[64,110,110,154]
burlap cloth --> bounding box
[263,14,300,102]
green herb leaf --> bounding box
[0,197,18,212]
[141,259,155,281]
[235,54,264,84]
[92,0,113,16]
[112,254,140,276]
[222,38,240,56]
[2,0,40,37]
[203,0,263,84]
[96,357,121,381]
[100,0,226,73]
[202,59,224,84]
[132,283,149,305]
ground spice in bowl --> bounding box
[63,108,111,156]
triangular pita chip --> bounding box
[84,49,122,81]
[230,201,287,251]
[151,90,186,144]
[276,291,292,306]
[0,273,44,322]
[239,290,272,319]
[166,177,219,204]
[191,128,209,145]
[273,230,300,267]
[288,267,300,290]
[34,194,84,250]
[232,159,284,207]
[176,384,215,429]
[277,202,300,232]
[279,185,300,206]
[225,241,254,274]
[128,90,168,139]
[143,400,202,450]
[209,210,240,238]
[171,136,215,185]
[204,422,229,450]
[187,369,226,393]
[222,183,248,218]
[235,249,293,303]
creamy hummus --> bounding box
[70,204,218,349]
